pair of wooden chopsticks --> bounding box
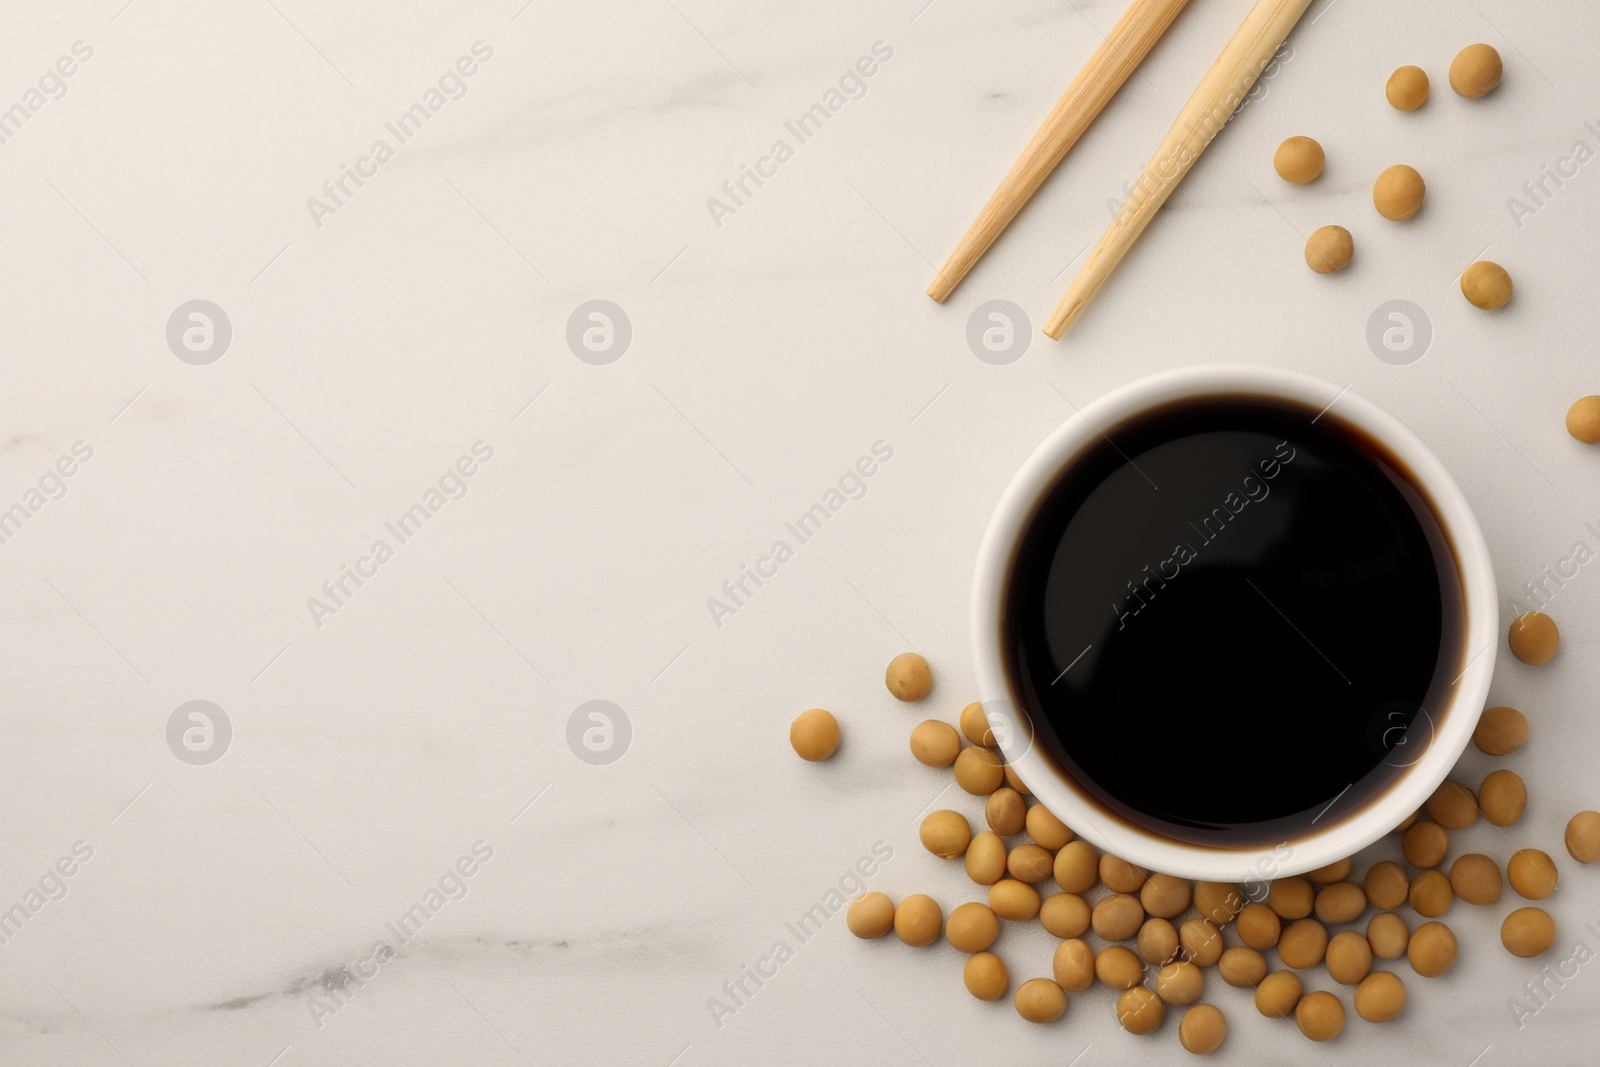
[928,0,1315,339]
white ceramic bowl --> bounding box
[969,365,1497,881]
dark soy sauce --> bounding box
[1004,397,1465,848]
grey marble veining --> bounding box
[2,0,1599,1063]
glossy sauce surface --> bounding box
[1005,399,1463,848]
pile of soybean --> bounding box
[792,652,1600,1053]
[1274,43,1514,314]
[1271,45,1600,465]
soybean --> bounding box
[1449,853,1503,905]
[1306,858,1352,885]
[1179,1003,1227,1055]
[1478,769,1526,826]
[1053,939,1096,991]
[1409,870,1453,918]
[1255,971,1303,1018]
[1326,930,1373,985]
[1305,225,1354,274]
[1194,881,1244,924]
[1236,903,1282,951]
[1274,136,1325,183]
[985,787,1026,836]
[1296,991,1345,1041]
[1368,913,1410,960]
[847,892,894,939]
[1267,877,1314,920]
[1386,65,1430,110]
[946,902,1000,953]
[1402,820,1449,869]
[1502,907,1556,958]
[1314,882,1366,925]
[1100,854,1148,894]
[894,894,943,946]
[1408,921,1458,977]
[965,831,1007,885]
[1450,43,1503,99]
[1355,971,1407,1023]
[1137,918,1181,966]
[1365,861,1410,911]
[1180,918,1224,967]
[1156,960,1204,1006]
[1474,706,1528,756]
[1096,945,1145,990]
[1092,893,1146,942]
[1117,986,1165,1035]
[1006,843,1053,885]
[1461,261,1513,310]
[1567,397,1600,445]
[1424,779,1478,829]
[1039,892,1091,939]
[1015,978,1066,1024]
[964,952,1008,1000]
[1278,919,1329,969]
[789,709,839,761]
[1566,810,1600,863]
[919,810,971,859]
[1509,611,1559,665]
[884,652,931,701]
[1218,946,1268,988]
[1025,804,1072,849]
[909,720,960,767]
[989,879,1041,921]
[1054,840,1099,894]
[1373,164,1426,220]
[960,702,995,746]
[1508,848,1559,900]
[1141,873,1191,919]
[954,746,1005,795]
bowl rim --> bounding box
[968,364,1498,881]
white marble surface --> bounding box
[4,0,1600,1063]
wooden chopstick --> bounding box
[1044,0,1316,339]
[927,0,1193,304]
